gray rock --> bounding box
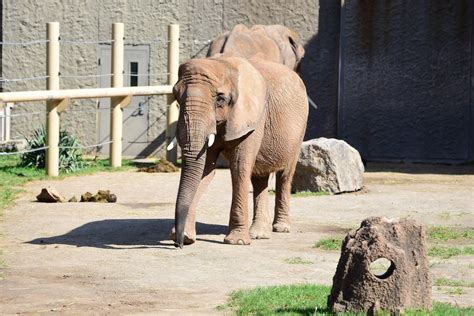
[292,138,364,194]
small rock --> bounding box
[107,193,117,203]
[80,190,117,202]
[68,196,78,202]
[293,138,364,194]
[80,192,93,202]
[36,186,66,203]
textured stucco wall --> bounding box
[339,0,473,162]
[1,0,322,157]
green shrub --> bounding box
[20,127,87,173]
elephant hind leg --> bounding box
[250,174,271,239]
[273,164,296,233]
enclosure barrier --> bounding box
[0,22,179,177]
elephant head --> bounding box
[172,57,267,248]
[207,24,305,72]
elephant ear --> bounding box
[207,31,230,57]
[287,30,305,72]
[223,58,267,141]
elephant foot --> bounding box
[224,229,251,245]
[250,221,271,239]
[170,228,196,245]
[272,221,290,233]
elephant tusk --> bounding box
[167,137,177,151]
[207,134,215,147]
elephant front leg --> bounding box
[224,162,253,245]
[250,174,271,239]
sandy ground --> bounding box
[0,163,473,314]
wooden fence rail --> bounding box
[0,22,180,176]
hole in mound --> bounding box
[370,257,395,279]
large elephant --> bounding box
[170,56,308,248]
[207,24,305,72]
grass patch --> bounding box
[445,287,466,296]
[0,156,136,214]
[313,238,342,251]
[428,245,474,259]
[268,190,330,197]
[284,257,313,265]
[292,191,330,198]
[435,277,474,288]
[223,284,474,315]
[428,226,474,242]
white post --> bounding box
[110,23,124,168]
[46,22,60,177]
[166,24,179,163]
[5,103,13,141]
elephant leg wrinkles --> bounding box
[250,174,271,239]
[273,166,296,233]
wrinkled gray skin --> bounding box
[207,24,305,72]
[171,56,308,248]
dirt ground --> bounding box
[0,163,473,314]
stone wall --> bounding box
[339,0,473,163]
[1,0,322,157]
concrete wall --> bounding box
[1,0,321,157]
[339,0,473,163]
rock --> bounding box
[80,190,116,202]
[107,193,117,203]
[36,186,65,203]
[68,196,78,202]
[327,217,432,314]
[80,192,93,202]
[292,138,364,194]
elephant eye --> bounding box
[215,94,227,108]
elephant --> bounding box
[170,56,308,248]
[207,24,305,73]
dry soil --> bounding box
[0,163,473,314]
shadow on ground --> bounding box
[27,219,227,249]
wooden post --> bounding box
[166,24,179,163]
[46,22,60,177]
[5,103,13,141]
[110,23,124,168]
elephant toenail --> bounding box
[237,239,244,245]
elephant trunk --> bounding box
[174,138,207,248]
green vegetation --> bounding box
[20,127,87,173]
[313,238,342,251]
[292,191,330,198]
[268,190,330,197]
[0,155,136,214]
[445,288,466,296]
[428,246,474,259]
[284,257,313,265]
[434,277,474,288]
[223,284,474,315]
[428,226,474,242]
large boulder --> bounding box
[292,138,364,194]
[327,217,432,313]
